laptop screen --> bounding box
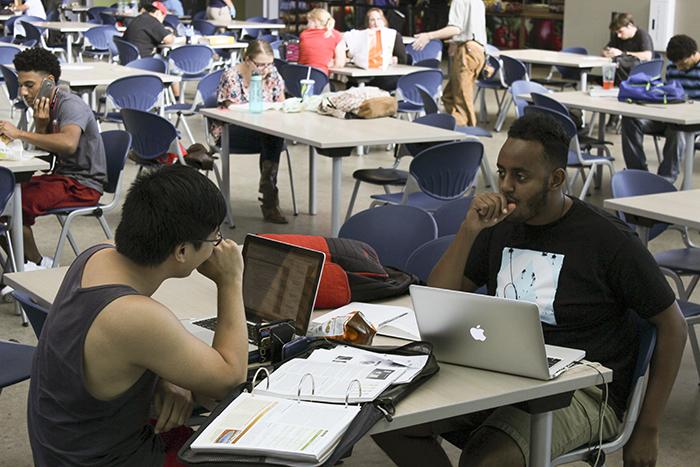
[242,235,325,335]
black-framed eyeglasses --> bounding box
[201,230,223,247]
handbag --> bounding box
[618,73,687,104]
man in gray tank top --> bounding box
[27,165,249,466]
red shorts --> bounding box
[160,425,194,467]
[21,174,102,226]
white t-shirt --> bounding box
[23,0,47,19]
[448,0,486,45]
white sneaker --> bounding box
[40,256,54,268]
[1,285,14,303]
[23,256,53,271]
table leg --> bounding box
[681,131,696,190]
[579,71,588,91]
[66,34,73,64]
[220,123,234,227]
[529,410,553,467]
[308,146,317,214]
[11,183,24,272]
[331,157,343,236]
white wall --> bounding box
[674,0,700,38]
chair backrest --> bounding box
[106,74,164,113]
[339,205,438,269]
[192,19,217,36]
[12,290,48,339]
[554,46,588,79]
[273,57,288,71]
[243,16,271,38]
[192,10,207,21]
[500,55,528,85]
[196,68,224,108]
[164,14,181,30]
[531,91,570,116]
[279,63,328,98]
[0,64,20,100]
[126,57,168,73]
[432,196,474,236]
[477,54,504,86]
[406,39,442,63]
[416,84,438,114]
[19,21,43,43]
[0,167,15,215]
[0,340,35,389]
[100,130,132,194]
[397,69,443,106]
[630,59,664,78]
[87,6,111,22]
[405,235,456,283]
[120,108,178,160]
[168,44,213,75]
[409,140,483,201]
[0,45,21,65]
[523,105,577,140]
[100,12,118,25]
[510,80,550,117]
[414,58,441,69]
[405,112,456,157]
[83,25,119,52]
[611,169,675,241]
[113,37,140,65]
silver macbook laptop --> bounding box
[410,285,585,380]
[182,234,325,347]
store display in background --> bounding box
[485,1,564,51]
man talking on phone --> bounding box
[0,48,106,269]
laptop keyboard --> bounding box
[193,317,217,331]
[547,357,562,368]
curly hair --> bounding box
[508,113,570,170]
[13,48,61,82]
[666,35,698,63]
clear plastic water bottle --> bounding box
[184,25,193,44]
[249,72,264,113]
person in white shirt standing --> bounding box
[13,0,46,19]
[410,0,486,127]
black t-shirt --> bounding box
[123,13,170,58]
[464,197,675,419]
[606,27,654,53]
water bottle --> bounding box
[249,72,264,113]
[117,0,124,14]
[184,25,193,44]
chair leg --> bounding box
[345,180,362,222]
[180,116,195,146]
[480,157,496,190]
[284,148,298,216]
[53,215,79,267]
[687,320,700,384]
[212,163,235,228]
[652,136,663,164]
[97,215,112,239]
[3,232,27,325]
[494,94,512,132]
[578,165,596,199]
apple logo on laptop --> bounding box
[470,325,487,342]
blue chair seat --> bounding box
[0,340,35,388]
[101,111,123,122]
[476,80,504,89]
[398,101,424,112]
[179,71,209,81]
[457,126,492,138]
[352,168,408,186]
[679,300,700,318]
[567,150,614,166]
[371,192,451,212]
[655,248,700,273]
[165,102,194,112]
[45,204,107,216]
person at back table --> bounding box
[621,34,700,183]
[210,40,289,224]
[299,7,346,76]
[162,0,184,17]
[206,0,235,27]
[373,112,687,467]
[0,48,106,270]
[27,165,249,466]
[355,7,407,91]
[124,1,176,58]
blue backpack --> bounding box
[618,72,687,104]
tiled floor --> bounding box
[1,73,698,466]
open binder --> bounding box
[178,340,439,466]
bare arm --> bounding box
[0,120,81,155]
[162,33,175,45]
[623,303,687,466]
[332,39,347,68]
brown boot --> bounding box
[259,160,288,224]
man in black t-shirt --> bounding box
[124,1,175,58]
[372,113,687,467]
[602,13,653,84]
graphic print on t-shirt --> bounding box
[495,247,565,325]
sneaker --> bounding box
[1,285,14,303]
[23,256,53,271]
[40,256,54,268]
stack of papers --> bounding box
[312,302,421,341]
[588,86,619,98]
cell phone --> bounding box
[37,78,55,101]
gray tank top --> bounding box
[28,244,164,466]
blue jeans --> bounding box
[621,117,682,180]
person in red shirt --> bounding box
[299,8,346,75]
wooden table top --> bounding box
[604,189,700,230]
[501,49,611,68]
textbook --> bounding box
[189,392,360,465]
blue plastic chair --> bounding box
[113,36,140,65]
[553,318,657,465]
[192,10,207,21]
[43,131,132,266]
[0,45,21,88]
[87,6,111,23]
[533,46,588,89]
[405,235,455,283]
[102,75,164,124]
[475,46,507,123]
[339,205,438,269]
[432,196,474,237]
[493,56,530,131]
[406,39,442,64]
[370,140,483,212]
[416,83,493,137]
[243,16,272,39]
[80,25,119,61]
[99,11,117,26]
[630,59,665,78]
[0,65,28,130]
[120,108,186,169]
[0,167,17,277]
[164,14,181,30]
[127,57,168,73]
[345,113,457,220]
[396,69,443,114]
[413,58,441,69]
[165,68,223,144]
[509,80,550,119]
[13,290,49,339]
[192,19,218,36]
[524,105,615,199]
[0,340,34,395]
[168,44,213,81]
[278,63,328,98]
[7,15,44,36]
[20,21,67,61]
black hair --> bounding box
[142,4,158,14]
[115,165,227,266]
[13,48,61,82]
[507,113,570,170]
[666,35,698,63]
